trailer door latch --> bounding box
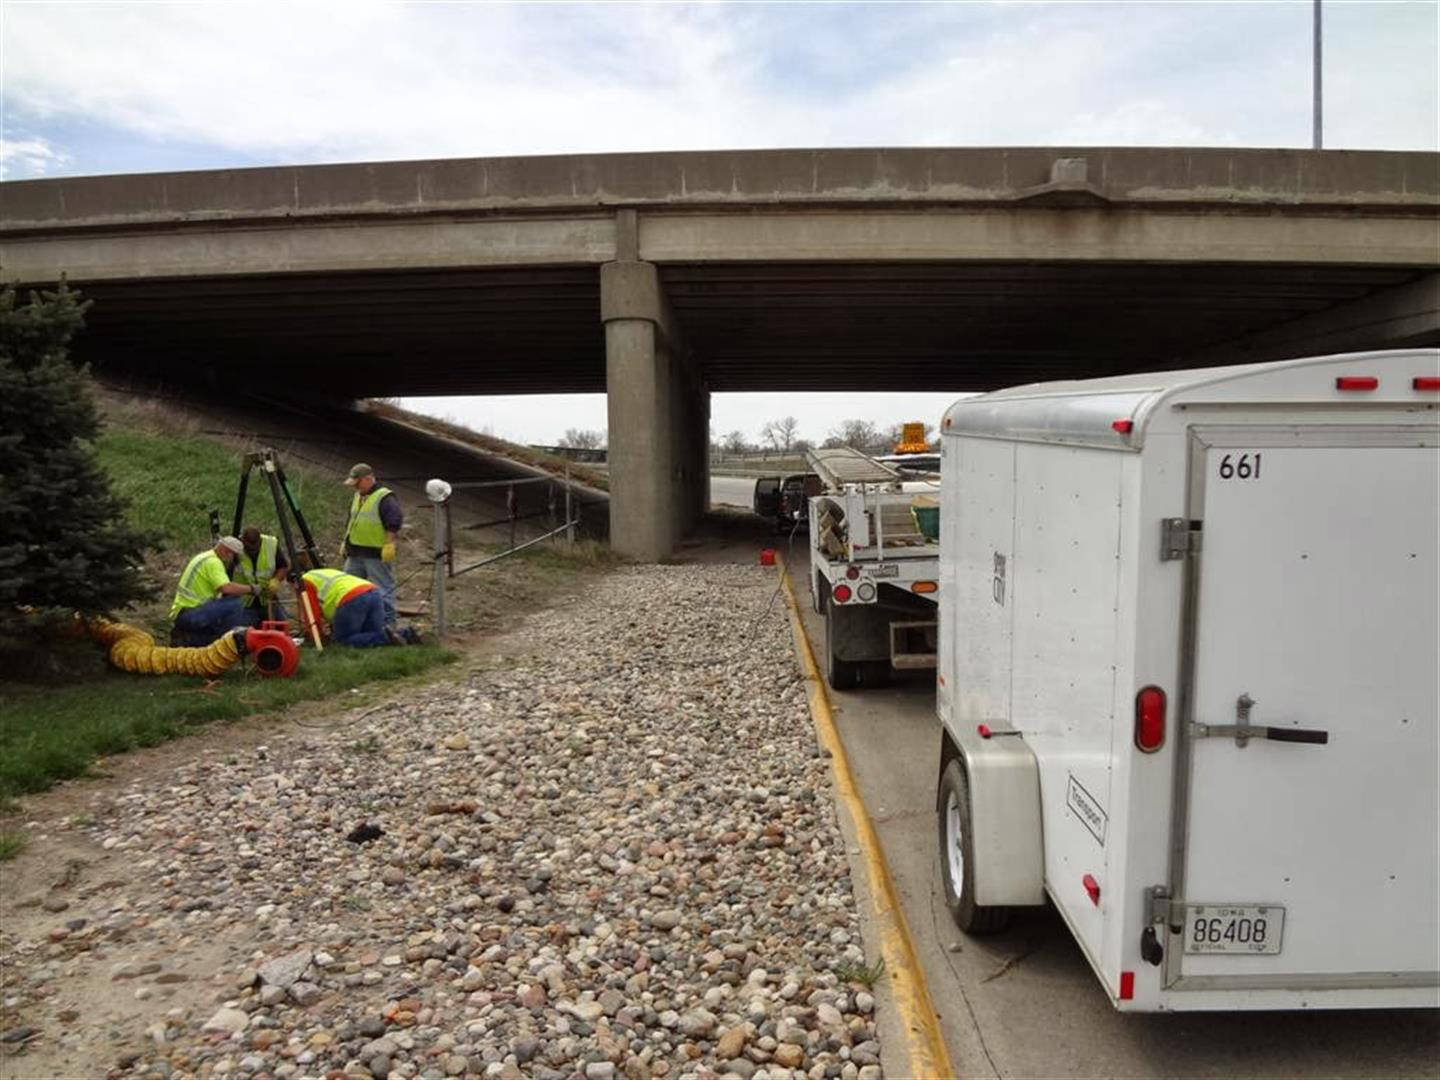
[1188,693,1330,747]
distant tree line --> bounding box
[712,417,935,456]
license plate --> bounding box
[1184,904,1285,955]
[869,564,898,578]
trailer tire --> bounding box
[938,759,1012,934]
[861,660,891,688]
[813,570,825,615]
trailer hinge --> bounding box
[1145,885,1180,929]
[1160,518,1202,561]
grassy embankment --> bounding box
[1,392,615,849]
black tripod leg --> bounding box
[264,463,303,583]
[232,462,253,538]
[275,465,324,570]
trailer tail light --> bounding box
[911,581,937,594]
[846,565,860,580]
[1112,419,1134,434]
[856,582,876,602]
[1134,686,1166,753]
[1119,971,1135,1000]
[1083,873,1101,905]
[1414,377,1440,391]
[1335,376,1378,391]
[832,584,852,604]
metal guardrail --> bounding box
[426,467,596,639]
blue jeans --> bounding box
[332,590,390,647]
[344,555,395,626]
[173,596,248,646]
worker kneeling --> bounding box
[298,568,399,648]
[170,536,264,646]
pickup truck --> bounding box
[753,472,821,533]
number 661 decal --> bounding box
[1218,452,1262,480]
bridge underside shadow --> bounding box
[69,258,1437,559]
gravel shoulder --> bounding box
[1,564,884,1080]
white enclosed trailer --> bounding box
[935,350,1439,1011]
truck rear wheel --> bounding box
[861,660,891,688]
[824,601,861,691]
[937,759,1012,934]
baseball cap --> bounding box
[218,536,244,555]
[345,463,375,487]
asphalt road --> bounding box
[785,548,1440,1079]
[710,474,758,509]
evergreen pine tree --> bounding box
[0,282,157,615]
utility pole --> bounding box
[1312,0,1323,149]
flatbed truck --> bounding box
[806,446,942,690]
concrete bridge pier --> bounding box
[602,256,710,561]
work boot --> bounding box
[384,625,404,646]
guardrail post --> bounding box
[431,496,449,640]
[565,465,575,543]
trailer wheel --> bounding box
[824,601,861,691]
[812,570,825,615]
[938,759,1011,933]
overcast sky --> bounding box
[3,2,1436,445]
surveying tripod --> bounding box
[209,449,327,649]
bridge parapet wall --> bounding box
[4,148,1437,234]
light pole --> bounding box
[1313,0,1323,149]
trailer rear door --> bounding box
[1170,428,1438,993]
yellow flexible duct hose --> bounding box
[83,617,244,677]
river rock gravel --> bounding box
[0,565,882,1080]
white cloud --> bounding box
[0,134,70,179]
[2,2,1434,175]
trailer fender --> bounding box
[938,726,1046,907]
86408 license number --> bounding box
[1183,904,1284,955]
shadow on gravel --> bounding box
[675,507,807,566]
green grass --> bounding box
[835,956,886,988]
[0,831,28,861]
[0,640,455,801]
[96,426,348,560]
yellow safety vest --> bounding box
[346,487,393,549]
[169,551,226,620]
[303,569,372,622]
[232,534,279,607]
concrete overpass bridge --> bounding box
[3,147,1437,558]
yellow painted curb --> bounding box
[776,557,956,1080]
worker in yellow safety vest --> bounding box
[231,526,290,624]
[298,568,399,647]
[169,536,261,646]
[341,463,403,627]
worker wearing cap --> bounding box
[169,537,260,646]
[232,526,289,625]
[342,463,403,626]
[298,568,399,648]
